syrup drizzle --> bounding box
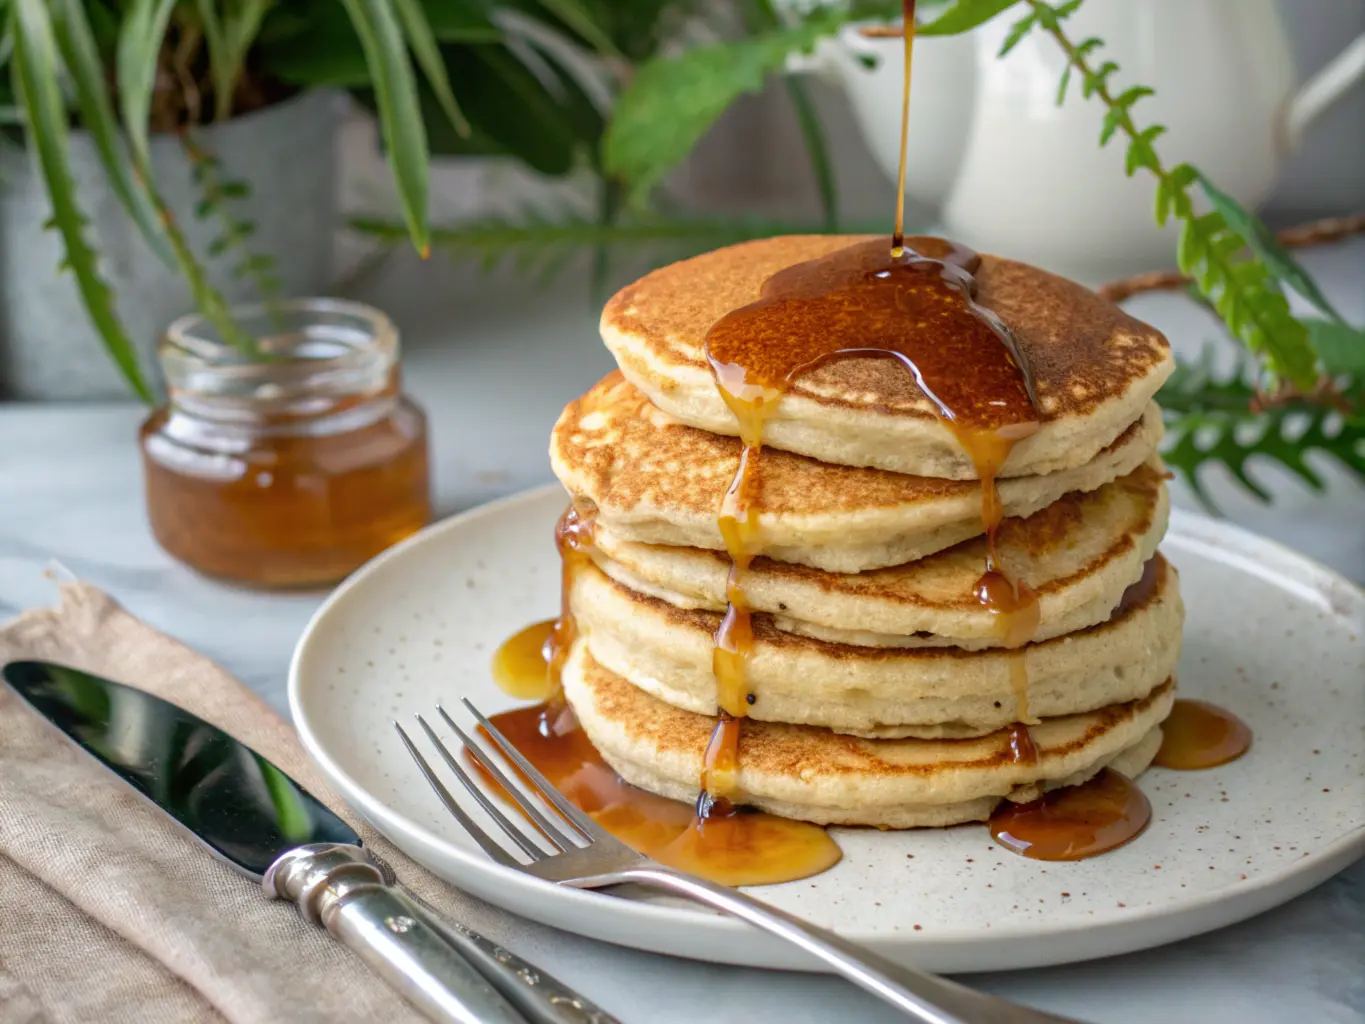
[544,503,597,698]
[491,619,559,701]
[890,0,915,255]
[989,768,1153,861]
[483,0,1190,875]
[701,0,1044,787]
[480,675,839,886]
[1154,700,1253,770]
[489,504,841,885]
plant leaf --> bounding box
[604,20,836,204]
[424,43,586,174]
[348,207,854,287]
[49,0,173,266]
[1055,63,1071,105]
[1099,106,1122,145]
[116,0,176,171]
[225,0,271,70]
[11,0,153,402]
[194,0,230,117]
[918,0,1022,36]
[1113,84,1154,109]
[534,0,623,60]
[1175,206,1320,391]
[783,73,837,230]
[1305,318,1365,377]
[339,0,431,255]
[996,10,1036,56]
[1160,354,1365,509]
[420,0,500,42]
[1196,171,1347,326]
[259,27,370,86]
[391,0,469,137]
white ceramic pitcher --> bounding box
[794,0,1365,282]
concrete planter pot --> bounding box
[0,89,342,400]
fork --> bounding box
[397,699,1088,1024]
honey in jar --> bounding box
[139,299,431,588]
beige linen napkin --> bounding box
[0,583,515,1024]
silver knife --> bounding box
[2,660,620,1024]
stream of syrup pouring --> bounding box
[700,0,1045,815]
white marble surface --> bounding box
[1,239,1363,1023]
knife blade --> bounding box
[2,660,618,1024]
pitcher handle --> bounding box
[1284,33,1365,150]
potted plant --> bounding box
[0,0,642,400]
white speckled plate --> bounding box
[290,485,1365,973]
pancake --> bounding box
[571,555,1182,739]
[591,459,1170,648]
[601,235,1174,480]
[563,642,1174,828]
[552,373,1163,573]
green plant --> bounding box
[0,0,622,394]
[1159,347,1365,510]
[351,206,867,283]
[182,134,282,300]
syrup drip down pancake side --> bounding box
[589,459,1170,648]
[562,641,1175,829]
[551,373,1163,574]
[571,554,1182,739]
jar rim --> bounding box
[163,297,397,374]
[160,298,400,420]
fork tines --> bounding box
[395,698,609,865]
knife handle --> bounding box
[264,844,525,1024]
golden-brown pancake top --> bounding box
[602,235,1171,422]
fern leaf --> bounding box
[1159,353,1365,511]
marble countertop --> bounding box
[1,239,1363,1023]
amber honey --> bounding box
[139,300,431,588]
[474,694,841,886]
[1154,699,1253,770]
[989,768,1153,861]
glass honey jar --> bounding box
[139,299,431,588]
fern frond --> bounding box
[1024,1,1323,393]
[183,134,282,302]
[1159,352,1365,511]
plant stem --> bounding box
[350,214,841,248]
[1027,0,1289,367]
[748,0,839,229]
[134,164,257,354]
[591,174,622,300]
[783,74,839,230]
[182,133,281,304]
[1027,3,1164,170]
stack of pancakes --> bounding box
[548,236,1181,828]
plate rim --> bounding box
[289,485,1365,969]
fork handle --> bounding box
[604,865,1087,1024]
